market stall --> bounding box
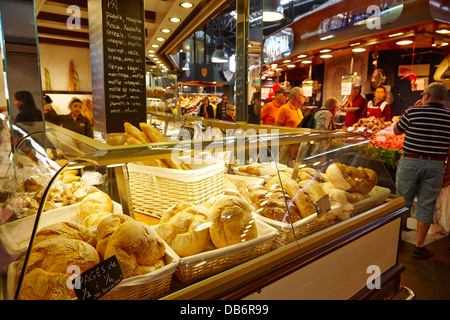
[0,125,406,300]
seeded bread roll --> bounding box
[96,214,134,259]
[34,221,96,247]
[208,195,258,248]
[104,221,166,278]
[77,191,113,222]
[155,203,210,257]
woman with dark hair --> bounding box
[13,91,43,124]
[45,97,93,138]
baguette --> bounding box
[124,122,150,144]
[139,122,167,143]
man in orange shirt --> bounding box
[261,88,288,126]
[274,87,305,127]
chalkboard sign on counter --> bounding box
[88,0,146,134]
[74,255,123,300]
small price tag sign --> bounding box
[74,255,123,300]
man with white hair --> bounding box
[274,86,305,127]
[394,81,450,259]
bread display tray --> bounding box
[349,186,391,217]
[255,211,336,246]
[99,239,179,300]
[0,201,123,256]
[174,219,278,284]
[6,239,179,300]
[255,185,391,246]
[127,159,225,219]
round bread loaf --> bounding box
[155,203,210,257]
[19,238,100,299]
[81,211,112,228]
[77,191,113,222]
[34,221,96,247]
[96,214,134,259]
[208,195,258,248]
[104,220,166,278]
[19,268,74,300]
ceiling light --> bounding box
[389,32,404,37]
[169,17,181,23]
[287,64,296,68]
[436,29,450,34]
[352,48,366,52]
[212,49,228,63]
[148,54,155,57]
[151,44,159,48]
[148,50,155,53]
[271,64,278,67]
[298,54,307,58]
[396,40,413,45]
[156,37,165,41]
[320,49,331,53]
[284,59,291,63]
[320,54,332,58]
[274,68,282,71]
[161,29,171,33]
[350,42,360,47]
[302,60,312,64]
[263,0,284,22]
[180,2,194,8]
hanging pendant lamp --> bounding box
[263,0,284,22]
[212,38,229,63]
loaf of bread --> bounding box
[96,214,134,259]
[208,195,258,248]
[322,181,369,204]
[81,211,112,228]
[19,268,74,300]
[139,122,167,143]
[326,162,377,194]
[19,238,100,300]
[297,167,328,182]
[265,172,316,219]
[155,203,210,257]
[124,122,150,144]
[34,221,97,247]
[104,221,166,279]
[77,191,113,222]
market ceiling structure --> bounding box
[34,0,234,71]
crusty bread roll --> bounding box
[298,179,327,203]
[81,211,112,228]
[34,221,97,247]
[96,214,134,259]
[155,203,210,257]
[104,221,166,278]
[19,238,100,300]
[322,181,369,204]
[208,195,258,248]
[77,191,113,222]
[19,268,74,300]
[326,162,377,194]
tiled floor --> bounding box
[397,227,450,300]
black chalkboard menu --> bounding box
[88,0,146,134]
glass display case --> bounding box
[0,128,406,300]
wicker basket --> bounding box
[127,160,225,219]
[174,220,278,284]
[8,236,179,300]
[256,212,337,247]
[349,186,391,217]
[100,243,179,300]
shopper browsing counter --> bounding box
[394,82,450,259]
[45,97,93,138]
[261,88,288,126]
[274,87,305,128]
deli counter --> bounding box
[0,124,407,300]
